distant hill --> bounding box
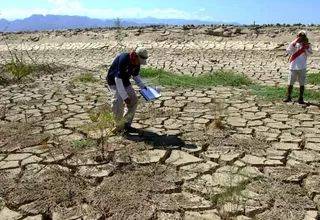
[126,17,240,26]
[0,14,240,32]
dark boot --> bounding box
[283,85,293,102]
[298,86,305,104]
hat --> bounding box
[135,47,148,65]
[298,30,307,37]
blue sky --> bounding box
[0,0,319,24]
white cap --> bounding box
[135,47,148,65]
[298,30,307,37]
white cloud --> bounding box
[1,9,50,19]
[48,0,69,5]
[1,0,214,21]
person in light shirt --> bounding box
[283,30,313,104]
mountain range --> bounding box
[0,14,240,32]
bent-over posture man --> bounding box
[284,30,313,104]
[106,47,148,133]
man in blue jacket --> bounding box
[106,47,148,134]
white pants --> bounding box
[108,85,138,128]
[288,69,306,86]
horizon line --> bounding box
[1,14,234,23]
[1,14,320,26]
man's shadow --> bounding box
[290,100,320,107]
[123,129,197,150]
[304,101,320,107]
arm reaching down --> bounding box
[133,75,147,90]
[132,64,147,90]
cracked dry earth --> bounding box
[1,26,320,220]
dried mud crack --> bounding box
[1,26,320,220]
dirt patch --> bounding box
[0,170,13,197]
[0,163,184,219]
[248,179,315,220]
[2,168,87,215]
[205,134,270,154]
[0,122,50,151]
[87,165,182,220]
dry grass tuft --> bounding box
[0,122,51,150]
[2,168,88,215]
[213,117,226,129]
[88,165,179,219]
[249,178,312,220]
[1,163,182,219]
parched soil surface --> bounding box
[0,25,320,220]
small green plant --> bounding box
[0,39,33,83]
[211,170,247,219]
[84,104,128,162]
[114,18,125,52]
[71,138,96,148]
[87,105,113,160]
[4,62,33,81]
[0,37,59,85]
[73,72,98,83]
[213,184,247,218]
[1,61,57,85]
[211,166,263,219]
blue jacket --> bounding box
[106,52,140,87]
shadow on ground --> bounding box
[123,129,197,150]
[305,101,320,107]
